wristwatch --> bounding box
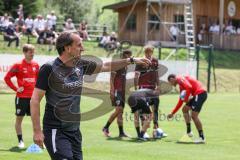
[130,56,135,64]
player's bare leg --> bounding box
[192,111,205,142]
[151,102,167,138]
[103,106,123,137]
[15,116,23,138]
[15,116,24,148]
[109,106,122,123]
[138,114,152,140]
[117,108,123,127]
[151,106,158,129]
[182,105,193,136]
[117,107,128,137]
[142,114,151,132]
[134,111,141,137]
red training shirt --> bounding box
[4,59,39,98]
[171,75,206,114]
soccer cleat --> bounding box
[137,132,150,141]
[102,128,111,137]
[187,131,194,138]
[194,137,206,144]
[18,140,25,149]
[143,132,150,139]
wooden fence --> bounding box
[200,33,240,51]
[56,23,111,40]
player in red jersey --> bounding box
[4,44,39,148]
[167,74,208,143]
[134,45,167,138]
[102,50,132,137]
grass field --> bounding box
[0,93,240,160]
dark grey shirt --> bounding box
[36,57,97,131]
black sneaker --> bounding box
[102,128,111,137]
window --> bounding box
[174,15,184,31]
[149,15,160,30]
[126,15,137,31]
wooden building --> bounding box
[103,0,240,50]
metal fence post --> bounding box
[158,43,162,60]
[207,44,213,92]
[196,45,200,80]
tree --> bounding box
[0,1,4,15]
[51,0,93,22]
[0,0,39,17]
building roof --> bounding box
[103,0,188,10]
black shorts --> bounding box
[15,97,31,116]
[111,90,125,108]
[148,97,159,108]
[43,128,82,160]
[26,28,33,34]
[131,98,151,114]
[186,91,208,113]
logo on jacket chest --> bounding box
[32,67,36,72]
[63,69,83,89]
[23,68,27,73]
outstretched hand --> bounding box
[167,113,174,120]
[17,87,24,93]
[33,130,44,149]
[134,58,151,67]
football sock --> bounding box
[198,130,204,140]
[187,123,191,134]
[140,131,145,138]
[17,134,23,143]
[136,127,140,137]
[118,126,124,135]
[104,121,111,129]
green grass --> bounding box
[200,49,240,69]
[0,93,240,160]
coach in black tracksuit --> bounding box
[30,31,150,160]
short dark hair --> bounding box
[167,74,176,81]
[122,50,132,56]
[56,31,74,55]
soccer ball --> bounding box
[180,90,186,100]
[152,128,164,139]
